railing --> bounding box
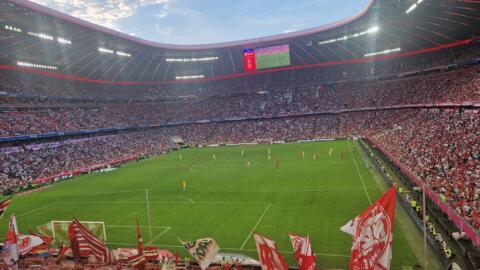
[364,136,480,246]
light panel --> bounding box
[175,75,205,80]
[57,37,71,45]
[406,0,424,14]
[318,26,379,45]
[17,61,57,70]
[166,56,219,62]
[27,31,54,40]
[364,47,401,57]
[98,47,114,54]
[4,24,21,32]
[116,51,131,57]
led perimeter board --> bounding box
[243,44,291,71]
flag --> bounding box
[253,233,288,270]
[144,246,158,261]
[17,234,45,256]
[128,254,146,268]
[56,243,69,264]
[180,238,220,270]
[288,233,317,270]
[341,187,397,270]
[29,232,53,254]
[128,220,145,269]
[0,197,12,221]
[68,217,116,264]
[2,214,20,267]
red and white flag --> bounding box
[128,220,146,269]
[341,187,397,270]
[17,234,45,256]
[0,197,12,221]
[68,217,116,264]
[2,214,20,267]
[253,233,288,270]
[288,233,317,270]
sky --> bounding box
[30,0,371,45]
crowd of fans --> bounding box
[0,64,479,138]
[0,131,175,193]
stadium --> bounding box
[0,0,479,269]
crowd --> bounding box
[0,131,175,193]
[0,63,479,138]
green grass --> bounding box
[2,140,426,269]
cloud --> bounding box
[283,23,305,34]
[30,0,172,28]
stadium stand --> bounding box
[0,0,479,268]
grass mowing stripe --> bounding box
[347,140,372,205]
[240,202,272,249]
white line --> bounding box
[146,227,171,245]
[240,203,272,249]
[81,189,144,196]
[62,201,266,205]
[16,203,54,218]
[174,196,194,203]
[347,140,372,205]
[107,225,170,229]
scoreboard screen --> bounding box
[243,44,291,71]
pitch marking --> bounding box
[146,227,172,245]
[347,140,372,205]
[240,202,272,249]
[16,204,55,218]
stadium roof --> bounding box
[0,0,479,84]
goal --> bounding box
[37,220,107,243]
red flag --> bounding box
[2,214,20,267]
[129,219,146,269]
[253,233,288,270]
[0,197,12,221]
[68,217,116,264]
[56,243,69,264]
[341,187,397,270]
[144,246,158,261]
[128,254,146,268]
[288,233,317,270]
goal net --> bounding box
[37,220,107,243]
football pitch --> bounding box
[2,140,438,269]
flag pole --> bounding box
[145,189,153,242]
[422,183,427,270]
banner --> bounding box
[254,233,288,270]
[180,238,220,270]
[288,233,317,270]
[341,187,396,270]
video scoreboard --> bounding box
[243,44,291,71]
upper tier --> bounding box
[0,0,479,83]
